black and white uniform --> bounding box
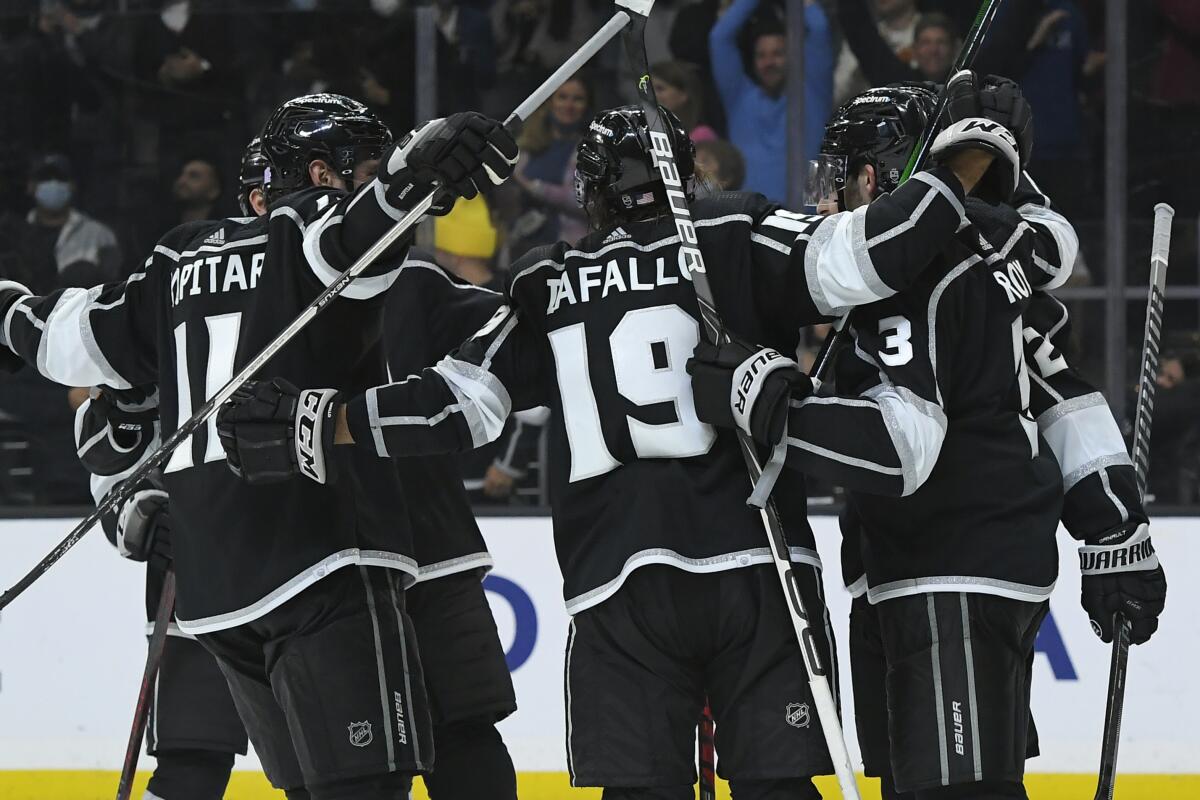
[342,169,971,789]
[2,181,435,793]
[831,173,1077,795]
[77,399,250,800]
[383,255,518,719]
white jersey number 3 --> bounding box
[878,315,914,366]
[549,303,716,482]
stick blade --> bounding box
[614,0,655,17]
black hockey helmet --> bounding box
[575,105,695,223]
[237,136,269,216]
[807,83,938,210]
[258,93,393,201]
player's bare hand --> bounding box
[483,464,516,499]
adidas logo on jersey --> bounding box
[601,227,630,245]
[203,228,226,247]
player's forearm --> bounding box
[785,389,946,497]
[801,165,968,316]
[342,358,510,459]
[708,0,757,98]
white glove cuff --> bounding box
[730,347,797,437]
[931,117,1020,194]
[1079,523,1158,575]
[295,388,339,484]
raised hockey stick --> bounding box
[116,569,176,800]
[1094,202,1175,800]
[615,2,860,796]
[808,0,1003,389]
[0,11,631,613]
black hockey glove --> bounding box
[76,386,160,477]
[1079,523,1167,645]
[217,378,342,485]
[381,112,518,215]
[0,279,32,373]
[930,70,1031,200]
[113,479,172,572]
[687,337,813,447]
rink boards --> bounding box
[1,515,1198,798]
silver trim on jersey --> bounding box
[142,621,197,640]
[927,595,951,786]
[36,286,133,390]
[414,552,495,583]
[153,233,269,263]
[927,255,981,405]
[911,171,966,223]
[1036,391,1107,429]
[302,204,404,300]
[176,548,419,635]
[802,214,840,315]
[851,207,894,300]
[846,573,868,598]
[1062,453,1133,493]
[786,435,903,477]
[563,546,824,615]
[400,259,500,295]
[1018,202,1078,291]
[960,593,984,781]
[433,356,513,448]
[750,231,791,255]
[867,576,1056,605]
[1028,369,1064,404]
[1098,467,1130,524]
[365,386,391,457]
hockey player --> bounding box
[0,94,518,799]
[216,94,1008,797]
[686,75,1151,800]
[75,387,254,800]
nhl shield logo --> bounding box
[348,721,373,748]
[785,702,811,729]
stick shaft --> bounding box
[1094,203,1174,800]
[698,702,716,800]
[620,12,860,798]
[808,0,1004,388]
[116,569,176,800]
[0,10,631,614]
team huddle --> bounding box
[0,48,1168,800]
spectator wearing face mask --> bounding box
[6,154,120,294]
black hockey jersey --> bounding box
[1022,293,1146,542]
[344,167,971,613]
[829,173,1078,602]
[383,252,502,580]
[2,182,425,633]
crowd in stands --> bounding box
[0,0,1197,507]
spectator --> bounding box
[506,75,592,251]
[434,194,501,290]
[834,4,960,91]
[695,138,746,191]
[489,0,599,118]
[1019,0,1090,222]
[710,0,833,203]
[1147,353,1200,503]
[833,0,919,105]
[3,154,121,294]
[651,60,719,142]
[667,0,728,137]
[912,13,960,80]
[171,157,223,225]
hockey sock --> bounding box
[728,776,822,799]
[914,780,1027,800]
[601,788,693,800]
[424,718,516,800]
[144,749,235,800]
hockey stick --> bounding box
[615,2,860,796]
[698,702,716,800]
[1094,202,1175,800]
[808,0,1003,389]
[116,569,176,800]
[0,11,631,613]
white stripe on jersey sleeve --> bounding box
[1038,392,1132,490]
[863,383,948,496]
[301,204,404,300]
[37,287,133,389]
[432,356,512,448]
[1018,202,1078,290]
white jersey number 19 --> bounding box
[549,303,716,482]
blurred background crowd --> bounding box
[0,0,1197,511]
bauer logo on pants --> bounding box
[348,721,373,747]
[785,702,810,729]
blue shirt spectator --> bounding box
[710,0,833,203]
[1019,0,1088,161]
